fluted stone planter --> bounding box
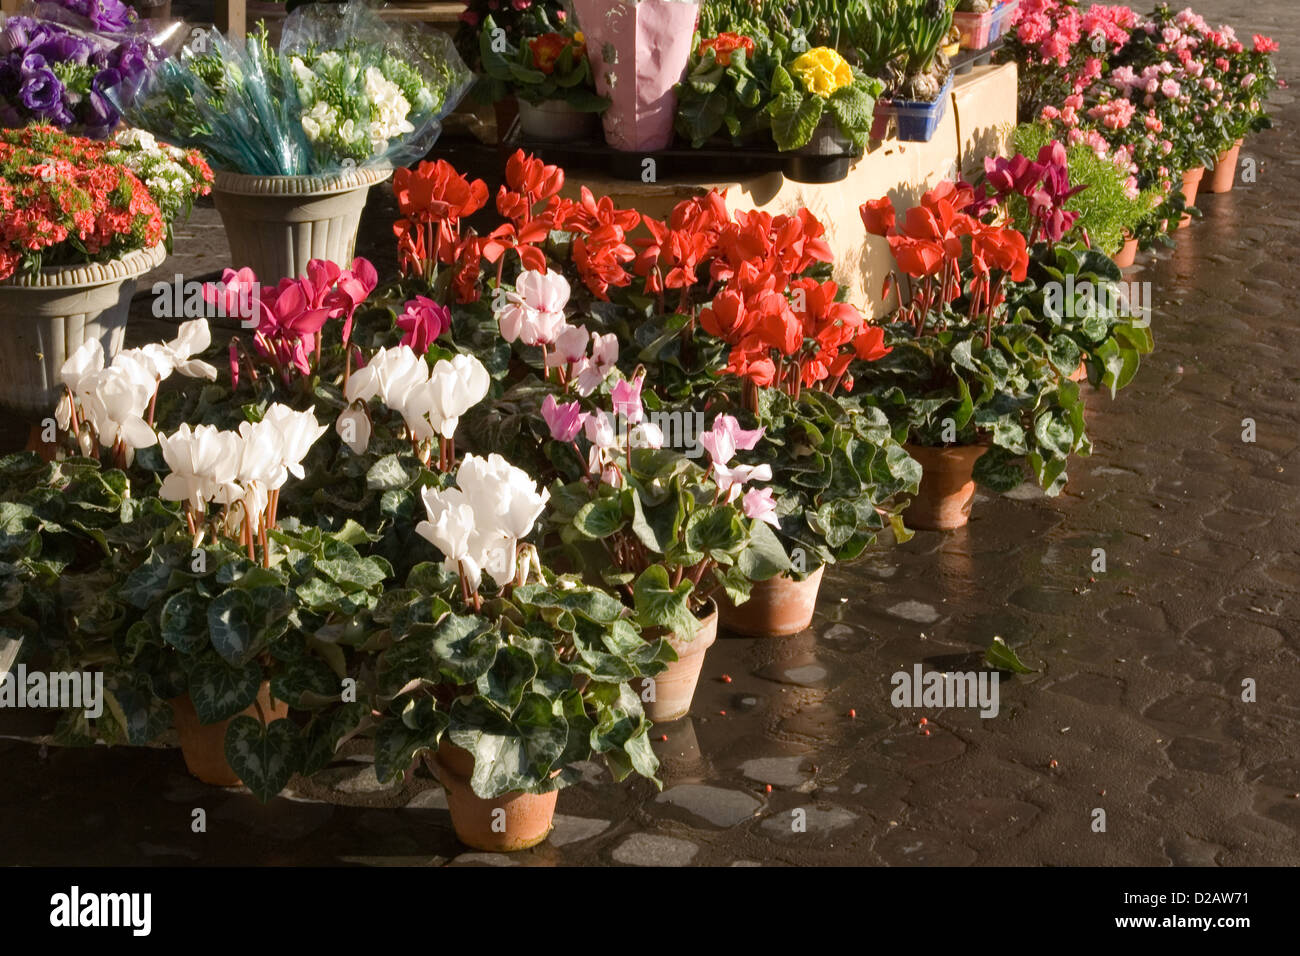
[0,243,167,422]
[211,166,393,282]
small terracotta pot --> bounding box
[1205,139,1243,194]
[169,683,289,787]
[635,601,719,722]
[903,443,988,531]
[431,742,559,852]
[1178,166,1204,229]
[719,566,824,638]
[1112,235,1138,269]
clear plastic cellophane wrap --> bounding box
[109,0,473,176]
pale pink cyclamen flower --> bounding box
[699,414,764,466]
[742,487,780,528]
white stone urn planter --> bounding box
[0,243,167,421]
[211,165,393,283]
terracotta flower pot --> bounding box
[634,601,718,722]
[903,443,988,531]
[1112,235,1138,269]
[0,243,166,422]
[211,166,393,282]
[431,742,559,852]
[169,682,289,787]
[1205,138,1243,194]
[1178,166,1204,229]
[719,566,825,638]
[573,0,700,151]
[517,99,601,142]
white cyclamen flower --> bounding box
[158,423,241,512]
[416,485,482,592]
[408,353,489,440]
[261,404,328,480]
[78,363,157,451]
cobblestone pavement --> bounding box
[1,0,1297,867]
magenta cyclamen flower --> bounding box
[541,394,587,442]
[333,257,379,345]
[396,295,452,354]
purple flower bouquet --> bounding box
[0,0,160,137]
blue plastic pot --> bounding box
[888,76,954,142]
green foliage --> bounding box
[855,240,1152,497]
[547,444,790,624]
[476,13,608,111]
[373,570,669,797]
[1013,122,1160,257]
[704,386,920,574]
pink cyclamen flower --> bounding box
[541,394,587,442]
[699,413,765,466]
[610,374,644,424]
[548,324,590,369]
[573,331,619,395]
[203,266,265,326]
[333,257,379,345]
[396,295,452,354]
[714,462,773,503]
[742,487,780,528]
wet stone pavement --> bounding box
[1,0,1298,868]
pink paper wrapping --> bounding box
[573,0,700,152]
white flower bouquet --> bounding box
[108,0,473,175]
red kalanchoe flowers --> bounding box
[0,125,165,281]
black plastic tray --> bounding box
[502,119,865,186]
[952,36,1007,75]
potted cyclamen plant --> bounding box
[966,142,1153,393]
[44,311,392,796]
[112,2,472,279]
[693,276,919,636]
[477,12,609,142]
[542,373,790,719]
[571,0,702,150]
[0,124,211,424]
[855,181,1092,530]
[368,452,666,851]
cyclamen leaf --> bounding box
[224,716,301,803]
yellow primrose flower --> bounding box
[790,47,854,98]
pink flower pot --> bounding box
[572,0,700,151]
